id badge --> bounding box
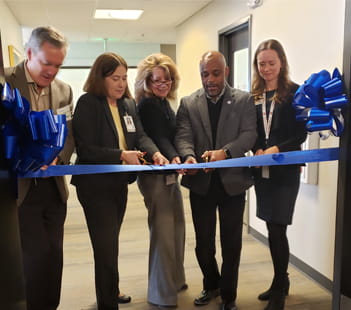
[123,115,136,132]
[56,105,72,121]
[166,174,177,185]
[262,166,270,179]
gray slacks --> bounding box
[138,173,186,306]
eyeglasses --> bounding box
[150,79,173,87]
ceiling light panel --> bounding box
[94,9,143,20]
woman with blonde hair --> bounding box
[252,39,307,310]
[135,53,186,308]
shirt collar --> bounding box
[24,61,49,95]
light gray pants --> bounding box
[137,173,186,306]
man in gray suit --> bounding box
[175,51,256,310]
[5,26,74,310]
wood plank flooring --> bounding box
[58,181,331,310]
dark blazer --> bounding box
[253,84,307,178]
[71,93,159,187]
[5,61,74,205]
[137,96,179,161]
[175,84,257,196]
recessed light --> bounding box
[94,9,144,20]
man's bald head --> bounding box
[199,51,229,100]
[200,51,227,69]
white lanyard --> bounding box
[261,91,275,142]
[260,91,275,179]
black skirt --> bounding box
[254,166,301,225]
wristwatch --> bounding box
[223,148,231,159]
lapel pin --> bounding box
[227,100,232,104]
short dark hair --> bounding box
[84,52,132,98]
[26,26,67,53]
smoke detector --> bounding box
[247,0,263,9]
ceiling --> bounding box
[5,0,214,44]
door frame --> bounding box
[218,16,252,231]
[218,15,252,88]
[333,0,351,308]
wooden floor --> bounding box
[58,182,331,310]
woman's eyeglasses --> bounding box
[151,79,173,87]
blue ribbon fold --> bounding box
[293,68,348,138]
[21,147,339,178]
[1,83,67,173]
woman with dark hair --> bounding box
[135,53,186,308]
[71,52,168,310]
[252,39,307,310]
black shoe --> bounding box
[258,274,289,301]
[178,283,188,292]
[118,294,131,304]
[220,301,238,310]
[264,289,286,310]
[194,289,220,306]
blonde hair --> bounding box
[134,53,180,103]
[84,52,132,98]
[252,39,294,103]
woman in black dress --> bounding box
[252,39,307,310]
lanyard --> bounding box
[261,91,275,179]
[261,91,275,142]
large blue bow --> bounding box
[293,68,348,138]
[1,83,67,173]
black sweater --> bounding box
[253,83,307,178]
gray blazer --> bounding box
[5,61,75,205]
[175,84,257,196]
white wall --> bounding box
[176,0,345,280]
[64,41,161,67]
[0,0,24,67]
[57,68,138,107]
[59,41,161,103]
[20,27,162,68]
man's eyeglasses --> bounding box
[150,79,173,87]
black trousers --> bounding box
[18,178,67,310]
[189,173,245,303]
[76,180,128,310]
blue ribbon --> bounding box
[21,147,339,178]
[1,83,67,173]
[293,68,348,138]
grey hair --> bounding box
[26,26,68,53]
